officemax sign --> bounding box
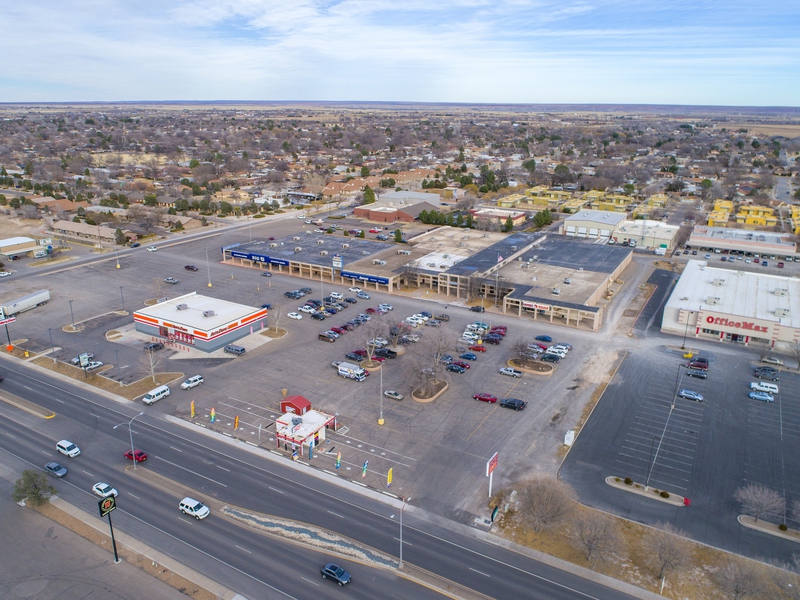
[705,315,769,333]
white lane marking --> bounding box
[217,465,230,472]
[268,486,284,494]
[235,544,252,554]
[469,567,490,577]
[327,511,344,519]
[156,457,228,487]
[300,577,320,587]
[127,493,140,500]
[170,446,183,452]
[82,470,94,477]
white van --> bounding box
[329,291,343,300]
[750,381,779,394]
[143,385,170,405]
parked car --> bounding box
[357,292,370,299]
[686,369,707,379]
[85,361,104,371]
[143,342,164,352]
[321,563,351,587]
[384,390,403,401]
[540,354,560,363]
[470,306,486,313]
[460,352,477,361]
[375,348,397,359]
[92,482,118,498]
[164,277,179,285]
[260,271,272,277]
[435,314,449,321]
[469,345,487,352]
[345,352,363,361]
[483,336,501,345]
[535,335,552,342]
[181,375,204,390]
[446,364,466,373]
[761,357,784,366]
[499,367,522,378]
[146,246,158,252]
[754,368,779,381]
[686,358,709,370]
[288,312,303,320]
[223,345,246,356]
[473,393,498,403]
[678,389,704,402]
[184,265,198,271]
[452,360,470,370]
[260,303,273,309]
[45,462,67,477]
[348,287,362,292]
[56,440,81,457]
[311,312,326,320]
[749,391,775,402]
[124,449,147,462]
[500,398,527,411]
[345,297,358,304]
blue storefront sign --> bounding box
[230,251,289,267]
[340,270,390,285]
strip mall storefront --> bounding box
[677,309,796,347]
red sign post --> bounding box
[486,452,499,498]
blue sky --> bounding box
[2,1,798,105]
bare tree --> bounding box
[422,330,455,384]
[734,483,785,523]
[139,349,165,384]
[571,513,619,564]
[643,522,692,583]
[768,555,800,600]
[269,306,285,333]
[749,340,773,362]
[19,204,40,220]
[516,478,574,533]
[712,556,769,600]
[126,203,145,223]
[789,342,800,371]
[304,172,326,199]
[387,322,411,349]
[464,273,484,302]
[360,322,387,363]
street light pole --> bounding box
[399,496,410,569]
[114,412,144,470]
[119,286,125,312]
[378,365,384,426]
[681,310,693,350]
[68,300,75,331]
[48,328,55,363]
[205,249,212,288]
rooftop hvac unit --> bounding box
[511,246,517,251]
[176,303,188,311]
[291,416,302,428]
[294,247,302,252]
[342,243,349,249]
[705,297,720,306]
[552,288,561,295]
[459,243,465,248]
[361,250,368,255]
[317,239,324,245]
[775,308,790,317]
[774,288,789,296]
[578,267,584,271]
[269,243,278,248]
[292,236,300,241]
[202,310,215,318]
[398,249,411,255]
[711,278,726,286]
[521,263,528,269]
[320,250,328,256]
[518,257,522,261]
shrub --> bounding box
[252,214,265,219]
[624,477,633,485]
[780,523,788,531]
[615,477,621,482]
[660,491,670,498]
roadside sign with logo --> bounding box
[79,353,91,368]
[332,254,342,269]
[98,496,116,517]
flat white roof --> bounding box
[666,260,800,328]
[0,236,35,247]
[691,226,795,251]
[134,292,260,331]
[563,210,627,226]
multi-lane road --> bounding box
[0,354,643,600]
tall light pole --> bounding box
[119,286,125,312]
[399,496,411,569]
[68,300,75,331]
[681,310,694,350]
[378,365,384,426]
[115,349,122,387]
[114,412,144,470]
[47,328,55,363]
[205,249,212,288]
[646,365,683,490]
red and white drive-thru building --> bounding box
[661,260,800,351]
[133,292,268,352]
[275,409,337,458]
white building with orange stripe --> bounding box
[133,292,267,352]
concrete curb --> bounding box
[47,495,243,600]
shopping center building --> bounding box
[661,260,800,350]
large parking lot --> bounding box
[4,219,607,520]
[561,345,800,561]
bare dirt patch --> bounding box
[261,328,287,339]
[30,502,216,600]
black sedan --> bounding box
[321,563,351,586]
[446,364,466,373]
[500,398,527,411]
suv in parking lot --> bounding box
[223,345,246,356]
[144,342,164,352]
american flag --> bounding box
[497,254,504,263]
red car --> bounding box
[330,327,346,335]
[365,308,377,314]
[124,449,147,463]
[469,345,487,353]
[491,326,507,332]
[490,329,506,336]
[184,265,199,271]
[452,361,470,370]
[474,393,497,404]
[369,229,381,234]
[370,355,386,363]
[352,348,367,356]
